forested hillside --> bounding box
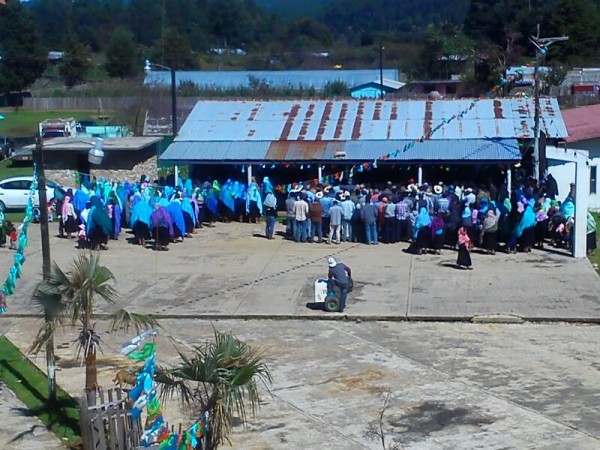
[1,0,599,95]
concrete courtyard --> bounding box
[1,220,600,449]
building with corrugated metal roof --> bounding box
[159,98,567,186]
[144,69,399,91]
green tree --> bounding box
[151,27,198,70]
[546,0,600,64]
[105,27,138,79]
[156,329,272,450]
[129,0,164,47]
[323,81,350,97]
[0,0,47,99]
[59,34,93,89]
[419,24,474,79]
[30,253,159,391]
[30,0,73,50]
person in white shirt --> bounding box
[293,193,309,242]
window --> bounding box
[591,166,597,194]
[0,180,28,190]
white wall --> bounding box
[548,141,600,210]
[547,159,576,201]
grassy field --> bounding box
[0,109,109,138]
[0,336,81,448]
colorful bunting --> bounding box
[122,330,210,449]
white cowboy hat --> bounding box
[316,191,324,199]
[433,185,443,194]
[327,257,337,267]
[407,183,418,192]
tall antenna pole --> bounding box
[530,28,568,180]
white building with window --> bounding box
[548,104,600,210]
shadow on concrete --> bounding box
[305,302,325,311]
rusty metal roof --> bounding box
[160,138,521,164]
[174,98,567,143]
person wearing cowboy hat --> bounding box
[327,256,352,313]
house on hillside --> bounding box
[561,68,600,95]
[350,79,406,99]
[400,78,465,97]
[548,103,600,209]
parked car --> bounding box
[0,176,66,212]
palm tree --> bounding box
[30,252,159,391]
[155,329,272,450]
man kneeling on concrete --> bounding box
[327,257,352,313]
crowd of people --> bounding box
[2,172,595,265]
[278,175,597,262]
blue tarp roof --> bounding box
[160,138,521,164]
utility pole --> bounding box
[34,136,56,404]
[530,27,568,181]
[379,41,385,99]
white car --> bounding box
[0,176,66,212]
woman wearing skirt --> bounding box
[519,226,535,253]
[479,210,498,255]
[413,208,431,255]
[457,226,473,269]
[62,195,79,238]
[130,200,153,246]
[430,212,446,255]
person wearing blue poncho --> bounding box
[516,200,536,253]
[87,196,112,250]
[412,207,431,255]
[130,199,153,245]
[181,197,196,234]
[205,181,220,226]
[72,188,89,214]
[220,179,235,221]
[560,196,575,220]
[246,181,262,223]
[166,197,186,240]
[233,181,246,222]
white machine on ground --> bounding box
[314,277,354,313]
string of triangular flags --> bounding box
[121,329,209,449]
[0,166,37,314]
